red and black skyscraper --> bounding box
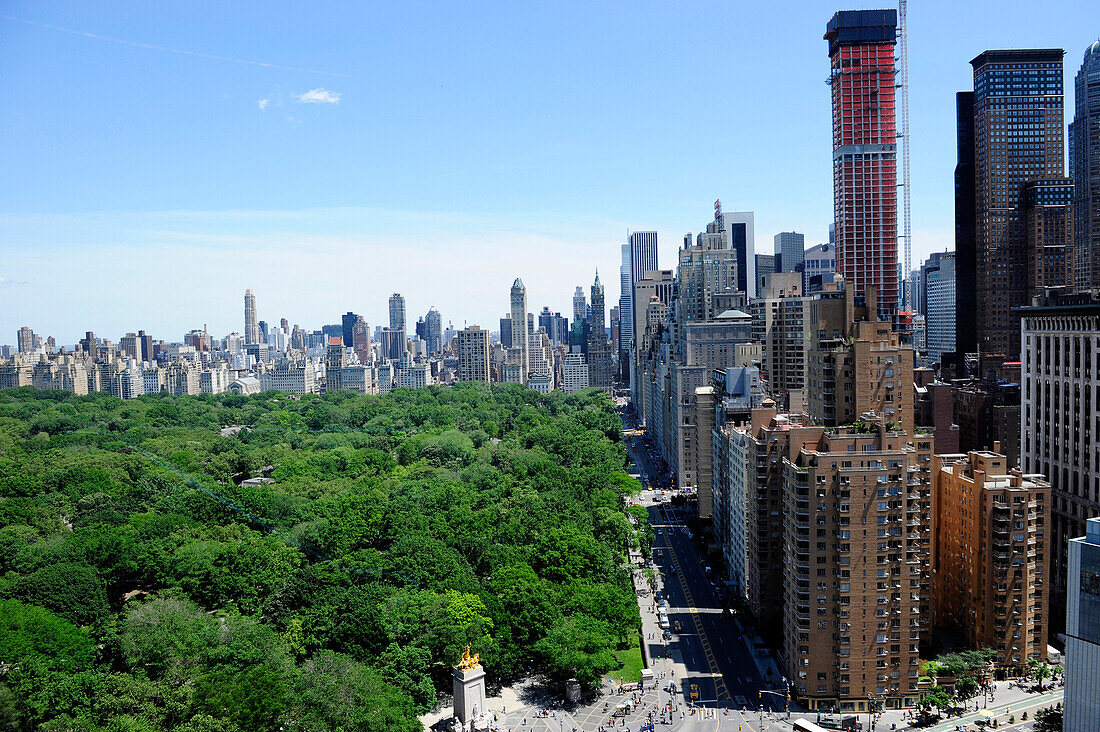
[825,9,899,317]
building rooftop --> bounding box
[971,48,1065,67]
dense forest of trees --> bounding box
[0,384,650,731]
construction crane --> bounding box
[898,0,912,312]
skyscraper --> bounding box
[1071,39,1100,292]
[425,307,442,354]
[586,272,613,392]
[388,293,406,331]
[16,326,36,354]
[825,10,899,317]
[509,278,529,383]
[955,91,978,354]
[773,231,805,274]
[572,286,587,325]
[621,231,659,383]
[341,311,359,347]
[351,316,371,364]
[924,252,956,365]
[971,49,1065,362]
[244,289,259,345]
[710,207,755,297]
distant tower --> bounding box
[425,307,443,354]
[572,287,587,324]
[389,293,406,331]
[510,279,529,382]
[244,289,259,345]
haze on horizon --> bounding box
[1,1,1098,345]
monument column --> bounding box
[452,645,486,727]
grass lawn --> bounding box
[608,644,645,684]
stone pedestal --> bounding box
[452,664,486,724]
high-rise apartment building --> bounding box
[453,326,490,383]
[425,307,443,354]
[750,272,809,396]
[1021,292,1100,634]
[1024,178,1075,302]
[388,293,406,331]
[825,10,899,318]
[807,286,915,433]
[631,269,676,419]
[782,421,932,710]
[774,231,805,274]
[1064,517,1100,732]
[924,252,956,365]
[17,326,37,354]
[932,450,1050,671]
[1071,40,1100,292]
[561,353,589,393]
[509,278,529,384]
[244,289,259,345]
[713,407,808,638]
[352,317,371,364]
[970,49,1065,362]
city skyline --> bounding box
[2,2,1099,344]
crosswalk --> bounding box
[665,536,731,704]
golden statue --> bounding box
[458,644,480,670]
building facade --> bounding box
[1021,294,1100,633]
[782,422,932,710]
[807,287,915,433]
[509,279,529,384]
[1023,178,1075,302]
[932,450,1050,671]
[971,49,1065,362]
[1064,517,1100,732]
[244,289,259,345]
[825,9,899,318]
[388,293,406,331]
[924,252,956,365]
[774,231,806,274]
[1071,40,1100,292]
[453,326,491,383]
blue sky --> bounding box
[2,1,1098,345]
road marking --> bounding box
[665,539,731,704]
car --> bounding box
[672,620,683,633]
[656,529,661,535]
[689,683,700,701]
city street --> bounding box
[620,402,780,716]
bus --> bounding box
[793,720,835,732]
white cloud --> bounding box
[258,98,269,110]
[295,88,340,104]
